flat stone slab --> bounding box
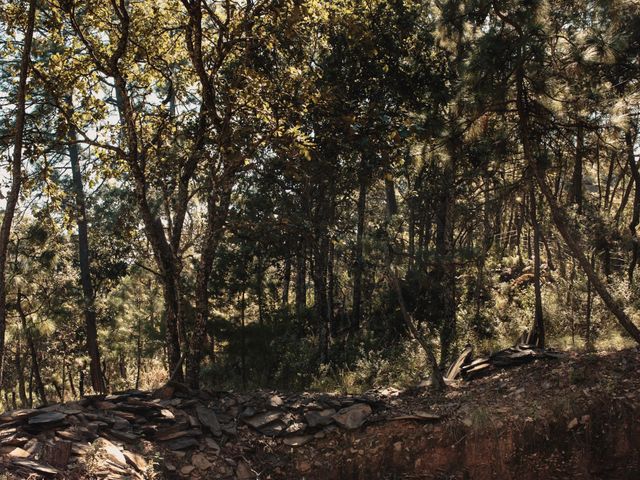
[332,403,372,430]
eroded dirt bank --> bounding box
[281,348,640,479]
[0,348,638,479]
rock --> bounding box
[155,428,201,442]
[240,406,257,418]
[181,465,196,475]
[196,405,222,436]
[283,434,313,447]
[94,401,117,410]
[332,403,372,430]
[285,421,306,435]
[1,433,31,447]
[123,450,147,471]
[71,442,91,455]
[445,345,474,381]
[204,436,221,452]
[28,412,66,427]
[305,408,336,428]
[192,452,212,470]
[243,411,282,429]
[11,458,59,475]
[257,420,286,436]
[166,437,200,450]
[159,408,175,420]
[297,460,311,473]
[94,438,127,466]
[108,429,139,443]
[3,446,30,457]
[0,409,35,423]
[242,411,286,435]
[236,460,255,479]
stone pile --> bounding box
[0,383,392,479]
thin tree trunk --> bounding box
[15,342,27,407]
[528,182,545,347]
[352,167,367,330]
[282,254,291,309]
[387,269,445,391]
[436,142,457,365]
[295,239,307,322]
[135,308,143,390]
[17,292,46,406]
[0,0,36,385]
[585,252,595,351]
[68,364,76,399]
[68,112,106,394]
[314,232,330,364]
[186,176,232,388]
[240,289,246,390]
[625,130,640,284]
[473,175,492,330]
[570,123,584,212]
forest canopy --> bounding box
[0,0,639,407]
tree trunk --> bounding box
[68,112,106,394]
[295,239,307,322]
[570,123,584,212]
[585,252,595,351]
[15,341,27,407]
[473,174,492,331]
[240,288,247,390]
[282,254,291,309]
[387,269,445,391]
[17,292,46,406]
[68,365,76,399]
[0,0,36,385]
[435,143,457,366]
[186,176,232,389]
[527,182,545,347]
[314,232,330,364]
[625,130,640,284]
[352,167,367,330]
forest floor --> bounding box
[0,347,639,479]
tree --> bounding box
[0,0,36,385]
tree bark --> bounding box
[625,130,640,284]
[435,143,457,365]
[17,292,46,406]
[15,341,27,407]
[295,238,307,322]
[186,175,232,388]
[282,254,291,309]
[570,123,584,212]
[387,269,445,391]
[68,112,106,393]
[352,166,367,330]
[527,182,545,347]
[0,0,36,385]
